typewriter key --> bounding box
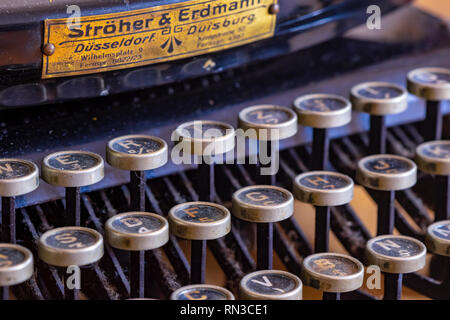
[416,140,450,221]
[0,159,39,243]
[293,171,354,253]
[171,284,235,300]
[301,252,364,300]
[0,244,34,300]
[239,270,302,300]
[407,67,450,141]
[366,235,426,300]
[38,226,104,300]
[169,202,231,284]
[42,151,104,226]
[426,220,450,257]
[232,185,294,269]
[293,94,351,170]
[105,212,169,298]
[174,120,235,202]
[357,154,417,235]
[238,105,298,185]
[106,135,168,211]
[351,82,408,154]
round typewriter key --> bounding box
[169,202,231,284]
[366,235,426,300]
[106,135,168,212]
[238,105,298,141]
[171,284,235,300]
[174,120,235,157]
[239,270,302,300]
[293,94,352,129]
[107,135,168,172]
[0,159,39,243]
[357,154,417,235]
[0,244,33,300]
[416,140,450,176]
[351,82,407,154]
[42,151,104,226]
[38,226,104,300]
[0,159,39,198]
[407,67,450,141]
[293,94,351,170]
[301,253,364,300]
[174,120,235,202]
[416,141,450,221]
[232,185,294,270]
[426,220,450,257]
[106,212,169,298]
[238,105,297,185]
[294,171,354,252]
[351,82,408,116]
[407,67,450,101]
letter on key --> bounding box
[106,212,169,251]
[301,253,364,293]
[106,135,168,171]
[351,82,407,116]
[293,94,352,128]
[239,270,302,300]
[415,140,450,176]
[42,151,104,187]
[238,105,298,141]
[293,171,354,207]
[366,235,426,274]
[38,227,104,267]
[357,154,417,191]
[169,202,231,240]
[426,221,450,257]
[232,185,294,223]
[0,159,39,197]
[0,244,34,287]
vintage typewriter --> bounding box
[0,0,449,301]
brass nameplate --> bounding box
[42,0,277,79]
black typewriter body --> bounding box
[0,0,449,302]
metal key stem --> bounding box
[1,196,15,301]
[383,273,403,300]
[66,187,81,226]
[377,190,395,235]
[1,196,16,243]
[129,170,146,298]
[257,222,273,270]
[130,250,145,298]
[423,101,443,141]
[435,175,450,221]
[315,206,330,253]
[369,115,387,154]
[259,140,277,186]
[198,156,215,202]
[191,240,206,284]
[323,292,340,300]
[130,170,146,212]
[62,268,80,300]
[311,128,329,171]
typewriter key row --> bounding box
[0,66,448,300]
